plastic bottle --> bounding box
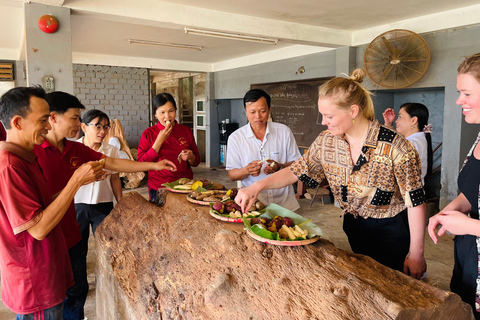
[220,146,225,166]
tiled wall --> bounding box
[73,64,150,147]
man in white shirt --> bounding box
[226,89,301,211]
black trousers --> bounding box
[451,234,480,319]
[343,209,410,272]
[65,202,113,319]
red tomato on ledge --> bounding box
[38,15,59,33]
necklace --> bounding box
[346,124,369,150]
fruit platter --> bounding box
[186,189,229,205]
[163,178,225,194]
[208,188,266,223]
[243,203,328,246]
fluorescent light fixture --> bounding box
[184,28,278,45]
[128,39,202,51]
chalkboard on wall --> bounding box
[252,77,331,148]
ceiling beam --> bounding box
[65,0,352,48]
[31,0,66,6]
[151,72,201,83]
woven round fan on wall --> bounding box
[363,29,430,89]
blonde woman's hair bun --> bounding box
[349,69,366,83]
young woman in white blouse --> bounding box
[75,109,122,246]
[383,103,433,185]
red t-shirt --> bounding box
[138,121,200,190]
[0,122,6,141]
[0,142,73,314]
[33,139,103,249]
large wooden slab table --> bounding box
[95,192,474,320]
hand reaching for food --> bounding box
[155,159,177,172]
[235,186,260,213]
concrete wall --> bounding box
[24,3,74,93]
[213,24,480,205]
[73,64,149,147]
[215,51,336,99]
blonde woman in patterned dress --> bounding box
[429,53,480,319]
[236,69,427,279]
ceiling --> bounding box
[2,0,480,72]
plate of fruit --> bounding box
[187,189,229,205]
[163,178,225,194]
[209,189,266,222]
[243,203,328,246]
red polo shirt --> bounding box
[138,121,200,190]
[0,122,6,141]
[33,139,103,249]
[0,142,73,314]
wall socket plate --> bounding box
[42,76,54,93]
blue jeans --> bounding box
[16,302,63,320]
[63,241,88,320]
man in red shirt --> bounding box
[34,91,176,320]
[0,87,105,319]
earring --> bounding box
[352,118,355,125]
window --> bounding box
[195,100,206,130]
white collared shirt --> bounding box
[226,121,301,211]
[407,131,428,185]
[74,139,120,204]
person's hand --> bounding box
[155,122,173,144]
[264,159,281,175]
[74,161,107,185]
[154,159,177,172]
[180,149,195,164]
[235,185,260,213]
[403,251,427,280]
[382,108,396,127]
[245,161,262,177]
[428,210,471,244]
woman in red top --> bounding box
[138,93,200,200]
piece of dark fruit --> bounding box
[250,218,262,225]
[231,203,242,212]
[282,217,294,228]
[223,200,234,206]
[267,224,278,233]
[212,201,224,213]
[199,179,211,186]
[228,188,238,200]
[268,218,283,230]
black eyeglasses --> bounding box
[87,123,111,131]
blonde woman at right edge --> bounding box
[429,53,480,319]
[236,69,427,279]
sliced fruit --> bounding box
[191,181,203,190]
